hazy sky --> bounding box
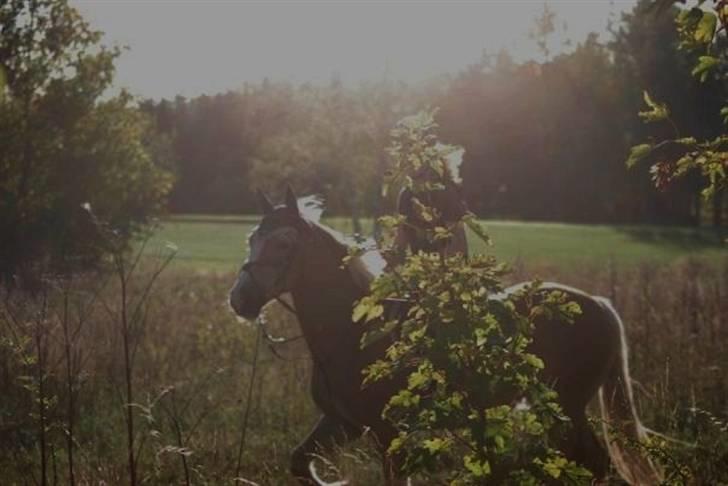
[72,1,637,100]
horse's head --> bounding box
[229,186,310,319]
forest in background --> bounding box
[3,0,726,282]
[2,1,728,483]
[141,0,727,227]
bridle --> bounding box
[241,258,299,316]
[240,254,304,354]
[237,220,362,402]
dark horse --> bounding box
[228,188,661,485]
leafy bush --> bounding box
[354,111,591,483]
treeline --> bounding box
[2,0,725,284]
[140,79,424,221]
[142,1,725,226]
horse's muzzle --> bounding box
[229,275,267,319]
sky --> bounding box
[72,1,637,100]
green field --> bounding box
[144,215,727,272]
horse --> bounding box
[228,188,661,485]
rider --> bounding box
[390,165,469,263]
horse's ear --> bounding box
[285,185,299,213]
[257,189,274,215]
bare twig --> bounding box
[235,325,263,478]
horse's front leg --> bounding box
[381,452,410,486]
[291,414,362,485]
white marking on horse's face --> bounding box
[229,225,299,318]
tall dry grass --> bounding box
[1,256,726,484]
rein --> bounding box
[242,260,305,357]
[255,310,307,362]
[241,226,360,417]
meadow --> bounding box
[1,215,726,484]
[146,215,727,271]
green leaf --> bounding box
[493,434,505,451]
[720,106,728,126]
[464,455,491,477]
[677,7,703,26]
[408,370,430,389]
[626,143,653,168]
[422,437,449,454]
[694,11,717,44]
[352,297,374,322]
[366,304,384,322]
[433,226,452,241]
[474,328,488,347]
[389,389,420,408]
[691,56,719,82]
[541,456,569,479]
[638,91,669,123]
[675,136,698,146]
[463,213,492,246]
[387,436,405,454]
[524,353,544,370]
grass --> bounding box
[4,214,723,484]
[145,214,727,271]
[2,252,726,484]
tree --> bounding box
[248,79,417,231]
[434,1,726,225]
[0,0,173,282]
[626,0,728,226]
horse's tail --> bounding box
[596,297,662,485]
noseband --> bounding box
[239,254,303,357]
[240,258,298,316]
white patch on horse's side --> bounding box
[360,250,386,278]
[347,249,387,291]
[443,145,465,184]
[309,221,386,292]
[297,195,325,223]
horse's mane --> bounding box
[308,221,386,291]
[297,195,385,292]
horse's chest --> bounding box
[310,360,360,420]
[310,353,397,427]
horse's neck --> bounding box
[290,234,364,363]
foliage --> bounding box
[638,408,728,485]
[248,80,395,231]
[136,1,728,226]
[437,8,718,226]
[0,254,727,483]
[353,111,591,483]
[143,80,418,227]
[0,0,173,282]
[627,0,728,201]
